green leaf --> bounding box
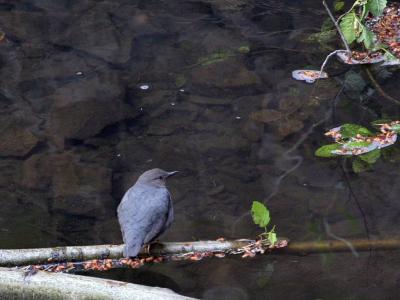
[371,119,392,126]
[267,231,277,246]
[315,144,342,157]
[383,51,398,61]
[343,140,372,149]
[339,11,358,44]
[251,201,270,228]
[366,0,387,16]
[352,158,371,173]
[334,0,345,12]
[390,124,400,133]
[340,124,373,138]
[357,26,376,49]
[359,149,381,163]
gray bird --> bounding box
[117,168,178,258]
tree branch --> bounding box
[2,238,400,268]
[0,240,258,267]
[282,238,400,254]
[364,66,400,105]
[322,0,351,54]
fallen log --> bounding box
[0,267,194,299]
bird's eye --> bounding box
[157,176,163,180]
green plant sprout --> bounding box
[251,201,277,246]
[338,0,387,50]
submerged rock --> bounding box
[242,120,264,142]
[23,152,112,193]
[191,58,261,89]
[53,9,132,64]
[189,132,249,152]
[250,109,282,123]
[47,99,138,145]
[20,150,113,217]
[50,153,112,198]
[21,154,51,190]
[0,121,39,157]
[189,95,231,106]
[278,118,304,137]
[146,124,177,136]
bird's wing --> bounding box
[166,190,174,227]
[144,190,174,243]
[117,186,169,257]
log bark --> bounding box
[0,267,194,300]
[0,240,254,267]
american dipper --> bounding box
[117,168,178,257]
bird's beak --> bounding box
[167,171,179,177]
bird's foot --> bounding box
[144,241,161,255]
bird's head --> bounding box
[137,168,179,187]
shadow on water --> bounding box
[1,0,400,299]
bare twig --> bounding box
[319,49,345,76]
[2,237,400,268]
[283,238,400,254]
[0,239,262,267]
[322,0,351,54]
[364,67,400,105]
[341,159,370,239]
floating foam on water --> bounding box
[292,70,328,83]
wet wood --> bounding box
[0,267,194,299]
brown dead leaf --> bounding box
[153,257,163,263]
[105,262,112,269]
[189,254,203,261]
[242,250,256,258]
[214,253,226,258]
[145,257,154,262]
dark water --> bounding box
[1,0,400,299]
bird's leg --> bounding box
[144,243,151,255]
[144,240,161,255]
